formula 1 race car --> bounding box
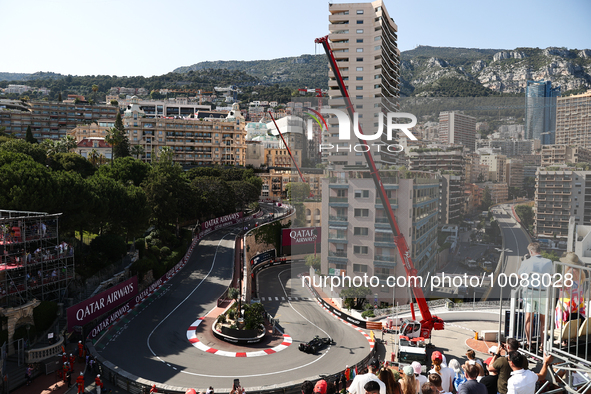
[298,335,334,354]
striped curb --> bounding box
[186,317,293,357]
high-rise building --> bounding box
[541,144,591,167]
[321,169,439,302]
[535,169,591,239]
[325,0,401,169]
[438,111,476,152]
[555,90,591,148]
[69,97,246,166]
[0,99,117,140]
[505,159,524,189]
[525,80,560,144]
[479,153,507,183]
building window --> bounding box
[356,39,364,43]
[356,57,363,62]
[357,48,364,52]
[357,20,363,24]
[356,95,363,99]
[356,77,363,81]
[356,10,364,14]
[354,227,369,236]
[355,190,369,198]
[353,263,368,272]
[356,29,364,33]
[356,86,363,90]
[356,67,364,71]
[354,208,369,217]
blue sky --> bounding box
[2,0,590,77]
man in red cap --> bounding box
[429,351,453,392]
[150,384,158,393]
[314,380,327,394]
[78,341,84,359]
[76,372,85,394]
[95,374,104,394]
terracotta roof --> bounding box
[77,138,111,148]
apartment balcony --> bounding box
[328,236,348,244]
[374,234,396,248]
[374,254,396,262]
[328,215,348,223]
[328,251,348,262]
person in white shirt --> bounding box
[428,351,454,393]
[348,359,386,394]
[412,362,428,394]
[507,352,553,394]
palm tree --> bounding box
[61,135,77,152]
[92,84,99,103]
[131,145,145,160]
[104,127,123,166]
[98,153,107,166]
[89,149,99,166]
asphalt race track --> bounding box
[97,225,369,390]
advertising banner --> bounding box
[200,212,243,236]
[67,276,138,332]
[282,227,321,255]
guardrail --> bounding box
[25,335,64,363]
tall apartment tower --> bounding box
[438,111,476,152]
[555,90,591,148]
[325,0,401,169]
[525,80,561,144]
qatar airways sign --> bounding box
[67,276,138,331]
[200,212,243,235]
[282,227,321,246]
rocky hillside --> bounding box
[401,46,591,96]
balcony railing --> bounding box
[329,215,348,222]
[375,255,396,262]
[328,251,348,258]
[329,197,348,203]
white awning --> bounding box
[329,225,348,230]
[375,228,393,233]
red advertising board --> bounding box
[282,227,321,246]
[67,276,138,332]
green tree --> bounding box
[305,254,320,270]
[48,152,96,178]
[98,156,150,187]
[480,186,492,211]
[340,287,372,310]
[515,204,534,230]
[0,139,46,164]
[229,180,259,213]
[25,125,38,144]
[131,145,145,160]
[284,182,310,202]
[92,84,99,103]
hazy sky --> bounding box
[2,0,590,77]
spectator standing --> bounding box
[491,339,528,394]
[302,380,314,394]
[150,384,158,393]
[421,383,435,394]
[428,352,453,393]
[400,366,419,394]
[480,365,499,394]
[314,380,328,394]
[378,367,401,394]
[448,359,467,392]
[517,242,553,351]
[412,362,428,394]
[483,346,498,368]
[429,373,451,394]
[506,353,538,394]
[458,365,487,394]
[365,381,382,394]
[348,359,386,394]
[465,350,485,377]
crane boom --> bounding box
[315,35,443,338]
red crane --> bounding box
[315,35,444,339]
